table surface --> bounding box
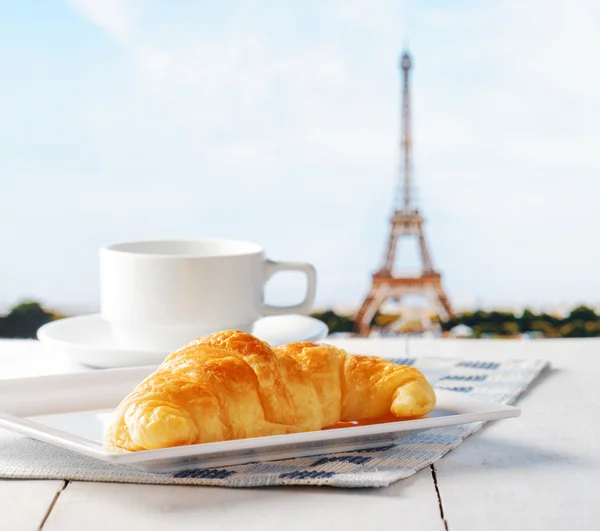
[0,337,598,531]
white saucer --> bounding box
[37,314,329,369]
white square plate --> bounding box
[0,366,520,473]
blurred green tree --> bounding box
[568,306,597,322]
[310,310,354,335]
[0,301,55,339]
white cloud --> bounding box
[68,0,137,46]
[323,0,406,33]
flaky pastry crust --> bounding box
[105,330,436,450]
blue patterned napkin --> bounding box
[0,357,547,488]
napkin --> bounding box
[0,357,548,488]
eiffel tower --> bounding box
[354,51,454,336]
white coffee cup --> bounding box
[99,239,317,351]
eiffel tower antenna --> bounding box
[401,51,412,212]
[354,51,454,336]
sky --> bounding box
[1,0,600,314]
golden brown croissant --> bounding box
[105,330,436,451]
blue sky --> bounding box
[1,0,599,313]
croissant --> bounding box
[105,330,436,451]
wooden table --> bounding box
[1,337,598,530]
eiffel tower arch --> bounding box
[355,52,454,337]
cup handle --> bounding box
[263,260,317,316]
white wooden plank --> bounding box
[0,479,64,530]
[0,341,87,529]
[7,336,599,530]
[410,338,600,531]
[43,467,444,531]
[406,336,594,359]
[328,337,410,358]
